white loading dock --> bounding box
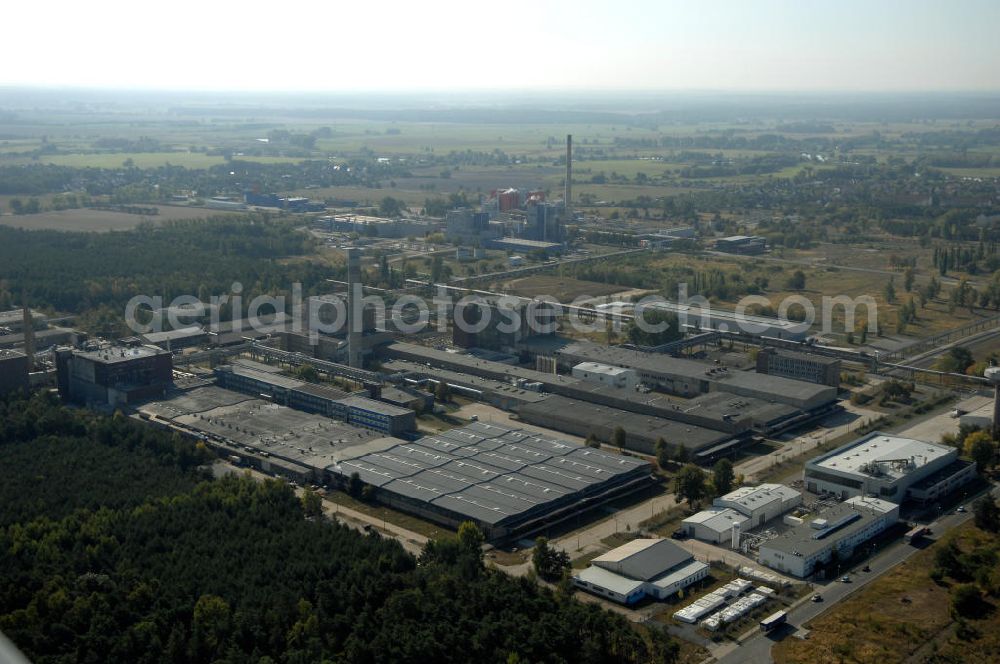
[713,483,802,528]
[571,362,639,390]
[682,507,749,545]
[573,538,709,605]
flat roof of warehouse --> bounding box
[518,395,731,451]
[382,359,551,404]
[137,385,383,471]
[329,422,651,526]
[556,341,834,402]
[809,432,953,480]
[566,382,799,425]
[142,326,206,343]
[683,507,749,533]
[762,497,896,558]
[383,342,579,386]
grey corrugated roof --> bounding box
[405,436,482,458]
[437,458,506,483]
[499,432,578,457]
[336,457,404,487]
[566,447,649,473]
[382,469,471,501]
[493,472,572,501]
[491,441,555,465]
[142,326,206,344]
[517,464,595,492]
[575,566,646,597]
[388,443,455,469]
[470,449,530,473]
[328,422,652,530]
[594,539,693,582]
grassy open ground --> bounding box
[323,490,453,541]
[938,166,1000,179]
[563,246,991,341]
[503,275,626,301]
[772,521,1000,664]
[674,639,711,664]
[0,205,243,231]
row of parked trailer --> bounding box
[673,578,755,623]
[673,575,780,629]
[739,565,788,587]
[701,587,774,631]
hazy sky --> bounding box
[4,0,998,92]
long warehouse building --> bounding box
[328,421,653,540]
[551,340,837,411]
[214,362,415,436]
[517,395,734,457]
[382,342,819,433]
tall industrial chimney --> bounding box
[564,134,572,222]
[986,366,1000,441]
[345,248,364,368]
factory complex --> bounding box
[329,421,652,539]
[138,384,387,484]
[683,483,802,544]
[573,538,709,605]
[117,350,655,541]
[804,432,976,504]
[214,361,415,436]
[549,340,837,411]
[381,339,833,459]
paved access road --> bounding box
[736,402,881,484]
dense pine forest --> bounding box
[0,394,677,663]
[0,216,339,319]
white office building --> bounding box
[571,361,639,390]
[713,483,802,529]
[804,432,976,504]
[682,507,749,544]
[758,497,899,578]
[573,538,709,605]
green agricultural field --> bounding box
[314,122,666,157]
[18,152,309,169]
[36,151,228,169]
[938,166,1000,178]
[0,205,238,232]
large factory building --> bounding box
[550,341,837,411]
[328,421,652,540]
[55,345,172,407]
[0,349,30,396]
[803,432,976,504]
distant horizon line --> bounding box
[2,84,999,98]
